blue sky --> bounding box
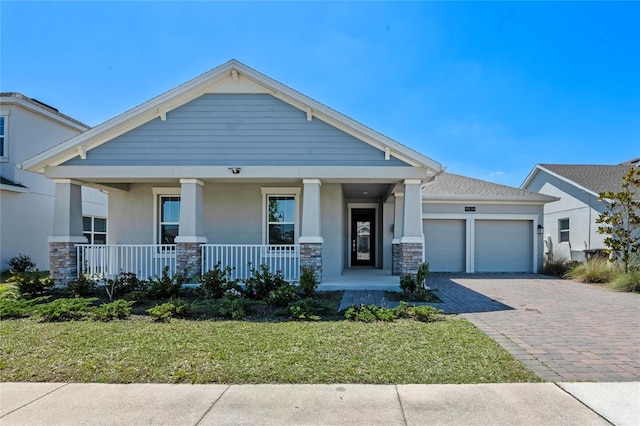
[1,1,638,187]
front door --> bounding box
[351,209,376,266]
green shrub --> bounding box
[541,253,571,277]
[392,301,410,318]
[608,270,640,292]
[288,298,323,321]
[399,274,417,294]
[147,302,176,322]
[66,274,97,297]
[8,254,36,273]
[0,283,21,301]
[299,265,319,297]
[37,298,97,322]
[93,300,134,321]
[7,272,54,295]
[411,305,444,322]
[0,297,49,319]
[565,257,617,283]
[244,264,287,300]
[148,267,187,299]
[266,283,300,307]
[212,297,251,320]
[103,272,148,300]
[417,262,430,289]
[199,263,240,299]
[344,305,395,322]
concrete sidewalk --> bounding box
[2,382,638,426]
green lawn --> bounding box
[0,317,541,384]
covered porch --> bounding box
[50,176,428,286]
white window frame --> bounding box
[261,187,301,246]
[83,216,107,244]
[559,218,570,243]
[0,110,10,162]
[152,187,181,245]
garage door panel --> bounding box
[423,219,465,272]
[475,220,532,272]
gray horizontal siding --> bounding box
[64,94,409,167]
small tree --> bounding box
[596,167,640,273]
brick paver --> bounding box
[428,273,640,382]
[338,274,639,382]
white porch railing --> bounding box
[77,244,176,281]
[201,244,300,282]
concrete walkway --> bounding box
[336,273,640,383]
[2,382,638,425]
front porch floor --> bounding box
[317,268,400,292]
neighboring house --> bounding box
[21,60,552,285]
[0,93,108,270]
[521,161,639,262]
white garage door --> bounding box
[423,219,465,272]
[475,220,532,272]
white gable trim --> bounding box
[521,165,600,198]
[22,60,445,174]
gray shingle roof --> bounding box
[538,164,636,194]
[0,92,89,129]
[422,172,556,202]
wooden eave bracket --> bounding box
[385,147,391,160]
[77,146,87,160]
[158,106,168,121]
[306,108,313,121]
[232,69,239,84]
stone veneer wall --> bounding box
[300,243,322,282]
[392,242,423,276]
[176,242,202,279]
[49,242,78,286]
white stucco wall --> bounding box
[0,102,108,270]
[525,172,607,261]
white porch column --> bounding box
[299,178,323,281]
[49,179,86,285]
[393,192,404,242]
[175,178,206,243]
[299,179,323,243]
[402,179,423,242]
[175,178,206,278]
[393,179,424,276]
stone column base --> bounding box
[300,243,322,283]
[176,242,202,280]
[392,242,423,276]
[50,242,78,286]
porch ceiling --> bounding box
[342,183,391,200]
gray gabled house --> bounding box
[22,60,553,285]
[521,160,639,261]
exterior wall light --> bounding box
[537,224,544,235]
[229,167,241,175]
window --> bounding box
[262,187,300,245]
[83,216,107,244]
[0,115,7,160]
[159,196,180,244]
[559,218,570,243]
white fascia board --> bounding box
[233,63,445,172]
[422,195,558,204]
[0,183,29,193]
[522,165,600,198]
[23,60,446,175]
[1,98,89,132]
[44,165,433,181]
[22,62,239,173]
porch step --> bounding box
[338,290,394,311]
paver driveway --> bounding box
[427,274,639,382]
